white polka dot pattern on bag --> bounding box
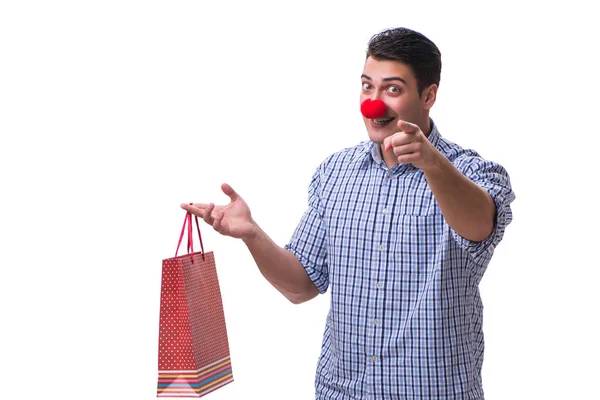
[158,251,231,370]
[181,252,231,367]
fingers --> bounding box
[384,136,393,152]
[180,203,216,225]
[180,203,209,218]
[221,183,239,201]
[180,203,209,212]
[202,203,216,225]
[384,120,422,152]
[181,202,226,235]
[394,146,421,164]
[393,142,420,157]
[212,210,225,233]
[180,184,239,233]
[396,151,422,164]
[397,119,419,133]
[384,132,412,152]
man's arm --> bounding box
[243,222,320,304]
[383,120,496,243]
[182,184,320,305]
[423,155,496,242]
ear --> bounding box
[422,84,438,110]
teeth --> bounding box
[374,117,393,124]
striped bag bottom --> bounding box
[157,356,234,397]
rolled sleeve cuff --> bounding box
[284,244,329,294]
[451,189,509,261]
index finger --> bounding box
[397,119,420,133]
[180,203,210,214]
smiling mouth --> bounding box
[373,117,395,125]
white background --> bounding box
[1,1,599,399]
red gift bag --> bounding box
[157,211,234,397]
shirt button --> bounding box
[378,245,384,251]
[383,208,388,215]
[373,319,378,326]
[372,355,377,362]
[375,282,382,288]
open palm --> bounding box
[181,183,255,240]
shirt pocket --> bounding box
[395,180,442,216]
[392,213,445,269]
[390,178,445,269]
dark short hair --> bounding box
[367,27,442,95]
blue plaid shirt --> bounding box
[285,121,515,400]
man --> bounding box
[182,27,515,400]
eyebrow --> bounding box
[361,74,407,85]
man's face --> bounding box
[360,57,429,144]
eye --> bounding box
[362,82,373,91]
[387,86,401,94]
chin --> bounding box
[366,127,393,144]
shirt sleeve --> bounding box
[451,154,516,261]
[284,165,329,294]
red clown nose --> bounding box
[360,99,387,119]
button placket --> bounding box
[367,167,387,392]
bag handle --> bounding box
[175,205,206,263]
